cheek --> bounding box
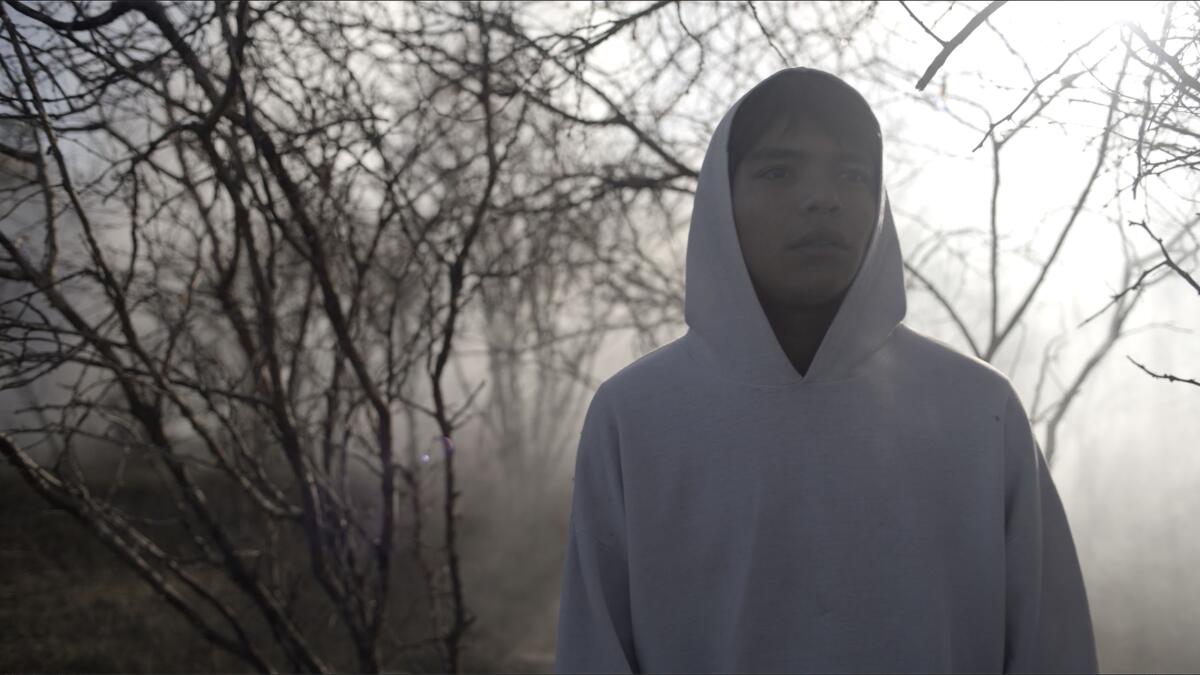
[735,205,785,250]
[849,200,877,241]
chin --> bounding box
[786,272,856,304]
[768,283,847,309]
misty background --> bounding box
[1,1,1197,672]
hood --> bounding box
[684,67,907,386]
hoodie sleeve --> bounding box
[1002,388,1099,674]
[555,385,640,674]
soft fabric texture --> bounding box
[554,67,1098,674]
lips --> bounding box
[787,233,848,249]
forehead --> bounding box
[745,114,869,162]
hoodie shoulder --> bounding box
[891,323,1015,395]
[595,332,698,403]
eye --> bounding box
[755,166,791,181]
[840,167,869,184]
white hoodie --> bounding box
[554,67,1098,674]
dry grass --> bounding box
[0,448,566,674]
[0,464,452,672]
[0,466,239,672]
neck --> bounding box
[760,294,844,378]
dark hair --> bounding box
[728,71,881,191]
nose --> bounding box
[801,189,840,214]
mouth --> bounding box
[787,239,848,251]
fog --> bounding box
[1,1,1197,672]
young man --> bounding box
[554,68,1098,673]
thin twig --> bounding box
[898,1,946,45]
[1127,356,1200,387]
[1129,220,1200,295]
[746,1,789,65]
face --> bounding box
[731,115,877,309]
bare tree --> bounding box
[0,1,685,671]
[897,0,1200,405]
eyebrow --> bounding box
[746,148,870,163]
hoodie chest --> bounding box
[619,382,1004,574]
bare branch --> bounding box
[914,0,1007,91]
[1127,355,1200,388]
